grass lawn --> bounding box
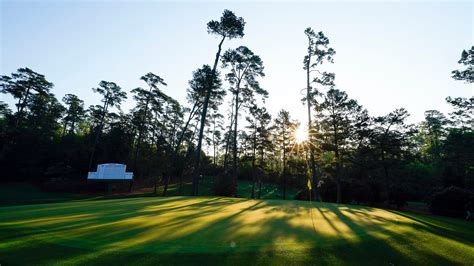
[0,183,84,207]
[162,176,298,200]
[1,196,473,265]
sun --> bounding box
[294,125,308,143]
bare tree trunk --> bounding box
[282,131,287,200]
[213,114,217,165]
[232,89,240,191]
[175,102,199,153]
[223,97,235,172]
[306,47,320,201]
[333,123,341,203]
[251,119,257,198]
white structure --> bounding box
[88,163,133,181]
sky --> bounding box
[1,0,473,126]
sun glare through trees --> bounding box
[294,125,308,144]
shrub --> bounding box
[429,186,473,218]
[213,173,236,197]
[294,189,310,201]
[389,185,411,209]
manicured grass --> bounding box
[1,196,473,265]
[0,183,84,207]
[164,176,298,200]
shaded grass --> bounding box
[0,183,85,207]
[164,176,298,200]
[0,177,294,208]
[1,196,473,265]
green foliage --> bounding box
[430,186,473,217]
[0,67,53,119]
[213,173,236,196]
[207,9,245,39]
[62,94,86,136]
[451,46,473,83]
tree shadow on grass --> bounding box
[1,198,473,265]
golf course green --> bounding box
[1,196,473,265]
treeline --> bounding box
[0,10,472,213]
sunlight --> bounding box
[294,125,308,143]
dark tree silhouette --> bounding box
[192,10,245,196]
[88,81,127,170]
[273,109,297,200]
[132,73,167,170]
[303,28,335,200]
[61,94,85,137]
[372,108,411,203]
[0,68,53,127]
[319,88,361,203]
[221,45,266,191]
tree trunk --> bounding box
[70,121,76,135]
[192,36,226,196]
[175,102,198,154]
[334,123,341,203]
[213,114,217,165]
[223,97,235,172]
[251,120,257,199]
[381,147,390,204]
[258,180,262,199]
[282,132,287,200]
[306,45,320,201]
[232,89,240,190]
[61,120,68,139]
[162,173,170,196]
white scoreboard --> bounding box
[87,163,133,181]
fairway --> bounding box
[1,197,473,265]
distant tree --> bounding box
[176,65,223,155]
[165,100,184,149]
[61,94,85,137]
[221,45,266,188]
[0,101,11,145]
[27,92,65,139]
[423,110,448,162]
[442,130,474,189]
[211,110,224,165]
[445,96,473,130]
[246,104,272,198]
[0,101,11,129]
[451,46,473,83]
[223,96,236,172]
[88,81,127,170]
[372,108,413,203]
[319,88,361,203]
[132,73,167,170]
[303,28,335,200]
[273,109,297,199]
[192,10,245,196]
[0,68,53,127]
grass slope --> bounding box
[1,196,473,265]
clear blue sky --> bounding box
[1,1,472,124]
